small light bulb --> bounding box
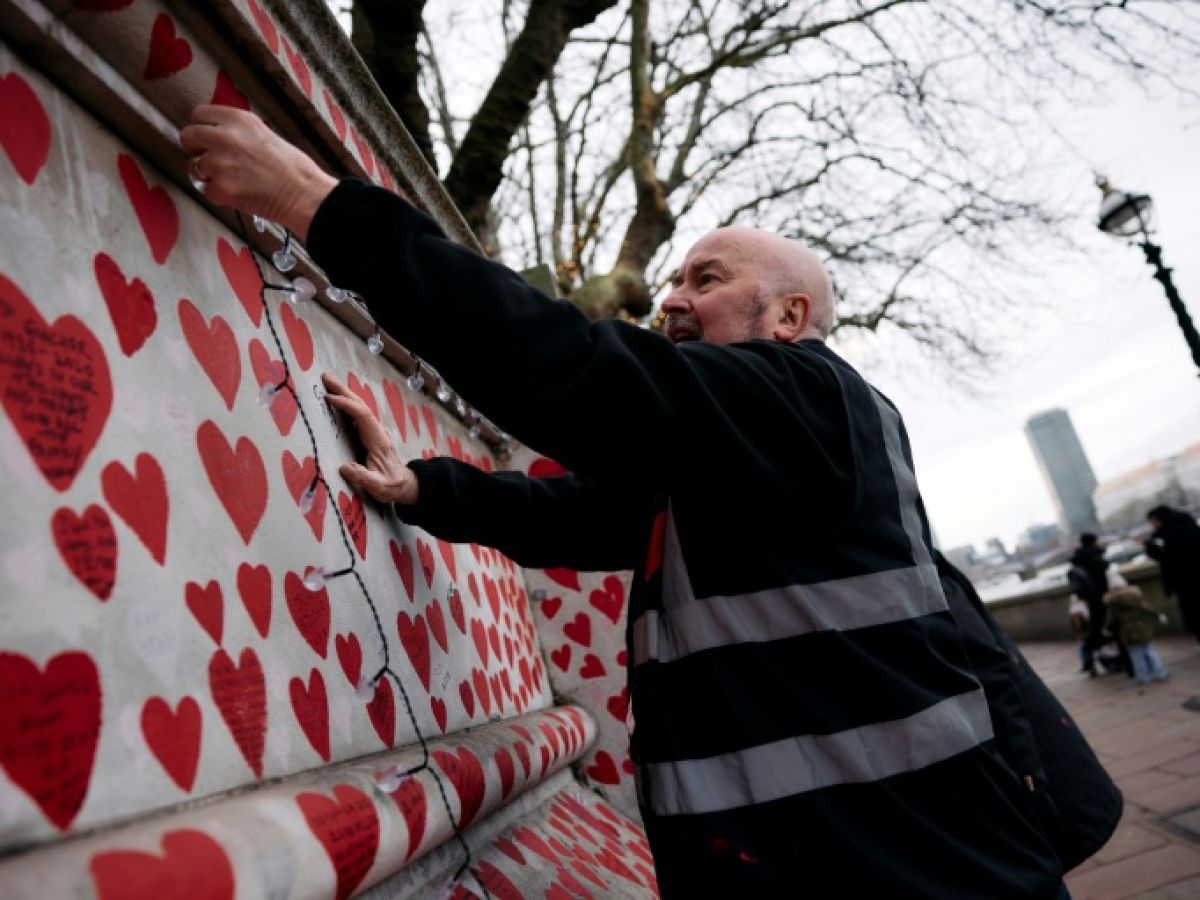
[367,330,384,355]
[272,247,296,273]
[188,173,207,194]
[436,381,452,403]
[290,276,316,303]
[326,285,348,303]
[303,566,326,591]
[299,482,317,514]
[252,214,268,232]
[374,765,403,794]
[356,674,376,701]
[455,398,466,417]
[257,382,279,408]
[468,424,481,441]
[407,370,425,392]
[530,589,547,603]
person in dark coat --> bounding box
[1145,505,1200,645]
[1070,535,1131,676]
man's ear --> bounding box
[773,293,811,342]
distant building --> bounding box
[1024,409,1098,536]
[983,537,1009,564]
[943,544,977,571]
[1018,522,1062,554]
[1094,440,1200,530]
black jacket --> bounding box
[1146,511,1200,597]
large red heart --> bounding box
[196,420,267,545]
[296,785,379,900]
[435,538,458,583]
[94,252,156,357]
[0,71,51,185]
[140,696,201,792]
[282,451,327,540]
[606,688,629,722]
[457,679,475,718]
[416,539,435,589]
[210,69,249,110]
[392,777,426,862]
[589,575,625,625]
[248,339,296,436]
[449,588,466,634]
[217,238,263,326]
[470,619,490,668]
[52,505,117,601]
[432,747,486,829]
[426,599,448,654]
[381,379,408,443]
[0,273,112,491]
[0,651,101,830]
[585,750,621,786]
[549,644,571,673]
[89,830,233,900]
[429,695,447,732]
[494,747,516,800]
[143,13,192,80]
[563,611,592,647]
[365,676,394,747]
[539,595,563,620]
[207,647,267,777]
[177,299,240,411]
[420,404,438,448]
[236,562,271,638]
[285,570,330,658]
[184,579,223,646]
[323,89,347,142]
[334,631,361,686]
[117,153,178,264]
[278,302,314,370]
[246,0,279,53]
[101,452,168,564]
[389,540,415,600]
[472,668,491,717]
[396,611,430,691]
[281,36,313,97]
[290,668,329,761]
[543,567,581,592]
[579,653,606,679]
[346,372,379,419]
[337,491,368,559]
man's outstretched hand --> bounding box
[180,105,337,241]
[322,373,419,506]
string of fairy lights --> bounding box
[233,209,494,897]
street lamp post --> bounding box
[1096,175,1200,378]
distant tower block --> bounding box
[1024,408,1098,535]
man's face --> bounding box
[660,231,771,346]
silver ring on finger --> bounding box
[188,154,209,193]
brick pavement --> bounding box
[1020,636,1200,899]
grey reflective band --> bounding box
[629,562,947,666]
[646,688,994,816]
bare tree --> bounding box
[354,0,1200,361]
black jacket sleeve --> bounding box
[400,457,653,573]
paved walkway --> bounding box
[1021,636,1200,899]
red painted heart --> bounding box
[471,618,490,668]
[417,539,435,589]
[579,653,606,679]
[430,695,448,732]
[0,273,113,491]
[140,696,201,792]
[246,0,279,53]
[390,540,415,600]
[432,747,486,829]
[52,505,118,601]
[217,238,263,326]
[346,372,379,419]
[285,570,331,658]
[366,676,395,747]
[236,562,271,638]
[585,750,621,786]
[210,69,249,110]
[540,595,563,619]
[184,580,223,646]
[89,830,233,900]
[290,668,330,761]
[323,89,347,142]
[93,252,156,356]
[278,302,314,370]
[426,599,449,654]
[543,567,582,592]
[382,378,408,442]
[435,538,458,582]
[420,404,439,448]
[248,339,296,436]
[393,777,426,863]
[350,128,375,177]
[473,668,491,717]
[589,575,625,625]
[101,452,168,565]
[282,451,327,540]
[296,785,379,900]
[457,679,475,718]
[550,644,571,672]
[337,491,368,559]
[0,71,51,184]
[281,36,313,97]
[143,13,192,80]
[449,587,466,633]
[494,747,516,799]
[563,611,592,647]
[196,420,267,544]
[0,651,101,830]
[335,631,362,686]
[117,153,178,264]
[396,612,430,691]
[177,299,240,411]
[606,688,629,722]
[207,647,266,777]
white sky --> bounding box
[842,84,1200,551]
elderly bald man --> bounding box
[182,106,1092,897]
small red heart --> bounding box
[540,595,563,619]
[579,653,606,679]
[246,0,279,53]
[143,13,193,80]
[432,747,486,828]
[281,36,312,97]
[296,786,379,900]
[323,89,347,141]
[1,274,113,491]
[334,632,362,686]
[285,570,330,658]
[430,695,448,732]
[515,742,532,779]
[589,575,625,625]
[543,567,581,592]
[382,379,408,443]
[550,644,571,672]
[52,505,117,601]
[436,538,458,582]
[282,451,327,540]
[236,562,271,638]
[101,452,168,564]
[528,457,567,478]
[0,71,52,185]
[417,539,436,589]
[585,750,621,786]
[475,862,523,899]
[178,299,240,411]
[616,649,628,667]
[606,688,629,722]
[216,238,263,326]
[117,153,178,264]
[89,830,233,900]
[278,302,314,370]
[140,696,201,791]
[408,400,421,436]
[248,339,296,436]
[467,572,480,605]
[0,651,101,829]
[209,69,249,110]
[208,648,266,777]
[457,679,475,718]
[396,611,430,691]
[471,619,490,668]
[196,421,267,544]
[494,835,526,866]
[563,611,592,647]
[94,252,156,357]
[290,668,330,761]
[449,588,466,633]
[366,677,394,747]
[390,540,415,600]
[337,491,368,559]
[184,580,223,646]
[350,128,375,177]
[346,372,379,419]
[426,599,449,653]
[392,777,426,862]
[420,404,439,448]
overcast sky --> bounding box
[841,83,1200,551]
